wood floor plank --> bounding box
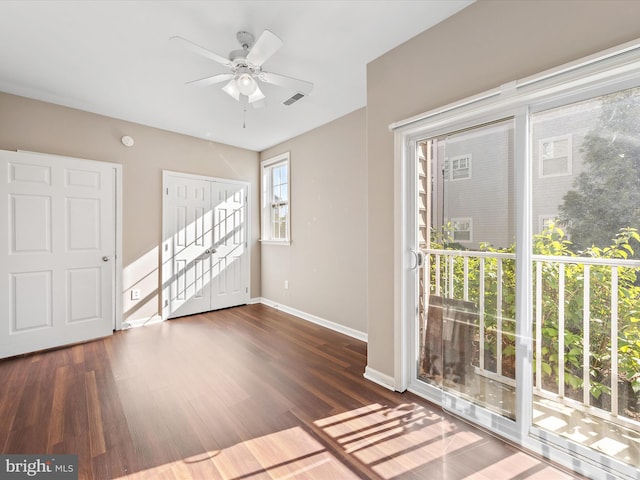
[0,358,28,452]
[85,370,107,457]
[47,364,71,447]
[0,304,585,479]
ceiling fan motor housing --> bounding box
[236,31,254,50]
[229,31,256,63]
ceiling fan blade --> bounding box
[247,84,266,104]
[186,73,235,87]
[259,71,313,94]
[222,79,240,101]
[246,30,283,66]
[170,36,233,68]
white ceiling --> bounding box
[0,0,473,152]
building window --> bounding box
[450,217,472,242]
[450,154,472,180]
[261,152,290,244]
[539,215,558,233]
[539,135,572,177]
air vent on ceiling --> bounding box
[282,92,305,106]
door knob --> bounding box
[102,256,110,262]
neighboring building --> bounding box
[420,100,602,250]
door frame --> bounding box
[161,170,251,320]
[12,150,123,332]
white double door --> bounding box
[0,150,117,359]
[163,172,249,318]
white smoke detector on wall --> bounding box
[121,135,135,147]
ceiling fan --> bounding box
[171,30,313,107]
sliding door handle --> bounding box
[409,250,425,270]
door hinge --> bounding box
[246,287,248,293]
[166,187,169,195]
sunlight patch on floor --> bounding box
[591,436,629,457]
[119,426,360,480]
[471,451,575,480]
[315,402,483,479]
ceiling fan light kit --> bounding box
[237,72,257,96]
[172,29,313,116]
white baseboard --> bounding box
[364,366,396,391]
[121,300,369,347]
[121,314,163,329]
[256,297,367,343]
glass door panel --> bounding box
[531,86,640,469]
[417,118,517,420]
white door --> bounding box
[0,150,116,359]
[163,172,249,318]
[210,181,250,310]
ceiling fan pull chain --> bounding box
[243,106,247,129]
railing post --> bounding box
[479,257,485,371]
[463,256,469,301]
[435,255,441,296]
[583,264,590,406]
[448,254,454,298]
[497,258,503,376]
[558,263,565,398]
[535,261,542,390]
[611,266,619,417]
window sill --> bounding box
[259,239,291,246]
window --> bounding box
[538,215,558,233]
[450,154,472,180]
[261,152,290,244]
[539,135,571,177]
[443,154,472,180]
[450,217,472,242]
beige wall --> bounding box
[0,92,260,324]
[260,108,367,335]
[5,0,640,373]
[366,1,640,379]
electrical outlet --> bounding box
[284,280,289,290]
[131,289,141,300]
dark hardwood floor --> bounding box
[0,304,581,479]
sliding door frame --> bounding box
[392,38,640,480]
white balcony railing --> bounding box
[423,248,640,427]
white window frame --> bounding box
[450,154,472,180]
[539,134,572,177]
[260,152,290,245]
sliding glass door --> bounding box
[530,86,640,469]
[416,119,517,422]
[402,78,640,480]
